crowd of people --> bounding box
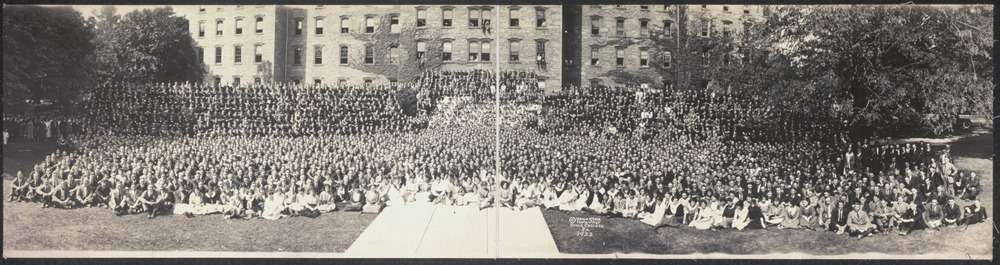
[8,126,499,219]
[541,85,838,142]
[86,83,416,137]
[3,115,86,145]
[6,74,989,239]
[414,70,544,105]
[499,126,986,237]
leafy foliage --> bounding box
[90,7,204,85]
[3,5,96,114]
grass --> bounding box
[2,141,376,253]
[542,133,994,256]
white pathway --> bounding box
[346,205,559,258]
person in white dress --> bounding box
[733,201,752,230]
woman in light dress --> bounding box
[779,200,801,229]
[261,188,288,220]
[382,178,403,207]
[732,200,752,230]
[541,184,560,209]
[690,200,723,230]
[557,183,579,211]
[569,185,590,212]
[641,194,670,227]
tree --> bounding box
[3,5,96,114]
[91,7,204,85]
[792,5,993,136]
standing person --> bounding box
[3,128,9,146]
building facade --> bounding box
[577,5,766,89]
[177,5,562,90]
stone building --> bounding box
[177,5,562,90]
[575,5,766,90]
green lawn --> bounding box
[542,133,993,256]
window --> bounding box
[254,45,263,63]
[663,51,672,68]
[213,76,221,86]
[664,20,673,36]
[199,7,206,13]
[590,47,599,65]
[509,8,519,27]
[255,16,264,33]
[388,44,400,64]
[233,77,241,86]
[314,79,322,86]
[722,20,733,38]
[535,40,546,66]
[235,18,244,34]
[339,46,349,64]
[364,45,373,64]
[198,21,205,37]
[196,47,203,62]
[639,48,649,67]
[590,17,601,36]
[615,17,625,37]
[338,79,346,86]
[314,46,323,64]
[254,77,262,85]
[481,41,491,62]
[293,46,302,65]
[389,78,397,86]
[442,41,453,61]
[590,79,600,88]
[509,40,520,63]
[234,45,242,63]
[340,17,350,33]
[535,9,546,27]
[363,79,373,86]
[640,5,649,10]
[294,18,303,35]
[468,40,480,61]
[640,19,649,37]
[315,18,324,35]
[292,79,301,85]
[416,41,427,59]
[416,9,427,27]
[723,6,730,12]
[442,8,453,27]
[469,8,480,27]
[216,20,223,36]
[390,15,399,33]
[701,19,710,37]
[744,8,750,14]
[364,16,375,33]
[214,46,222,64]
[615,47,624,67]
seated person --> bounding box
[963,199,988,225]
[923,198,944,231]
[49,180,75,209]
[847,203,876,238]
[316,185,338,212]
[942,197,963,227]
[108,182,129,216]
[732,201,752,231]
[362,184,384,213]
[891,196,917,235]
[341,185,365,211]
[779,200,801,229]
[798,199,817,230]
